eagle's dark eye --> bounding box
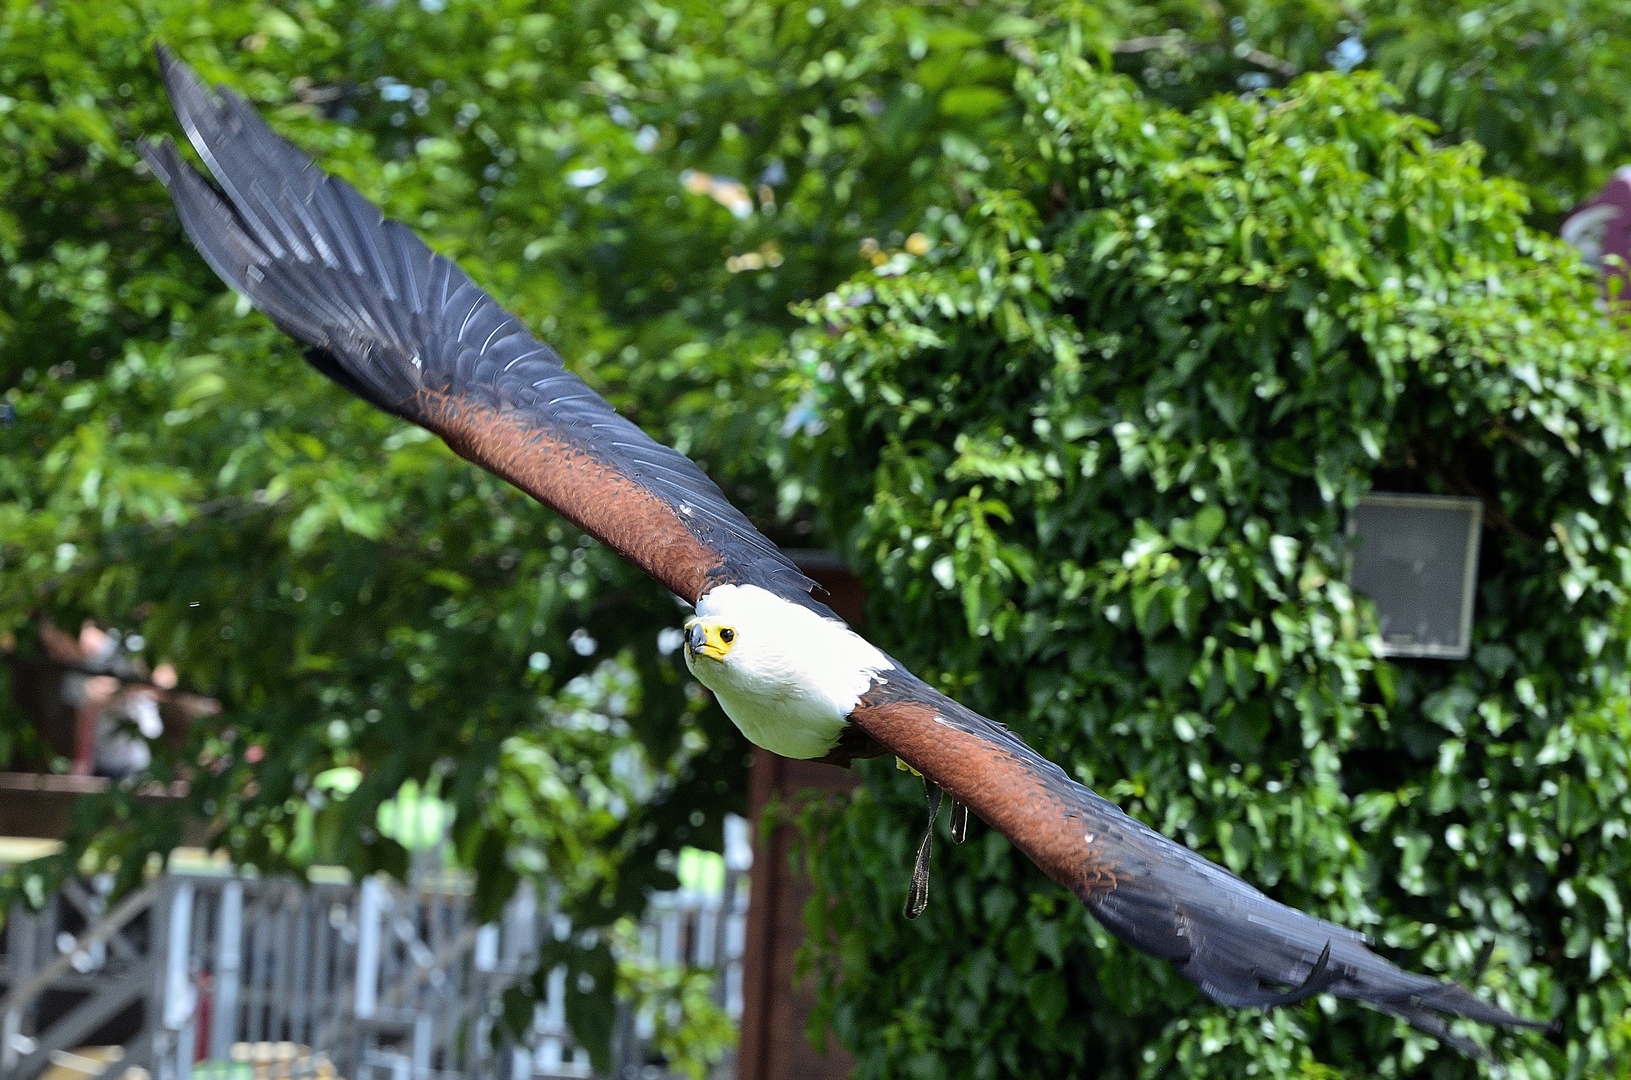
[720,627,735,644]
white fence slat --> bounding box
[354,876,384,1021]
[209,880,243,1061]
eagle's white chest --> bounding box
[683,584,891,760]
[711,682,853,761]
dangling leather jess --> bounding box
[904,783,944,919]
[903,785,972,920]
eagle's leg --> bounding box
[904,782,945,919]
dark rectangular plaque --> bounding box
[1348,494,1483,659]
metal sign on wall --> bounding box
[1348,493,1484,659]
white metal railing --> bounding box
[0,826,749,1080]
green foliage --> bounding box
[4,0,1631,1073]
[790,58,1631,1079]
[0,0,1047,1061]
[1100,0,1631,220]
[613,915,738,1079]
[1358,0,1631,221]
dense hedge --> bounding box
[790,60,1631,1079]
[6,2,1631,1071]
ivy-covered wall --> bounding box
[790,59,1631,1079]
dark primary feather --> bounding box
[140,45,814,608]
[852,673,1546,1062]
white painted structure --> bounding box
[0,830,749,1080]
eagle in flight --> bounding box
[143,45,1542,1059]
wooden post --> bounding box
[737,553,866,1080]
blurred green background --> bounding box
[2,0,1629,1076]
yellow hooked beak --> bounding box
[684,618,736,662]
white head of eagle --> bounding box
[682,583,891,761]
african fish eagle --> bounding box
[140,45,1543,1060]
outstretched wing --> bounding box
[145,46,1541,1058]
[140,45,813,609]
[851,670,1544,1059]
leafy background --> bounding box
[790,56,1631,1079]
[1,0,1628,1076]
